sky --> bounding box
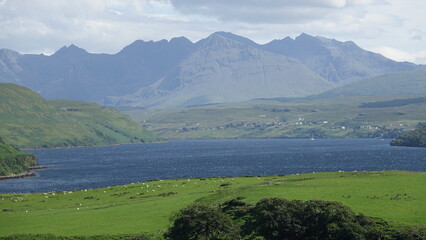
[0,0,425,64]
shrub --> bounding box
[164,204,235,240]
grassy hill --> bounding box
[0,83,161,148]
[0,171,424,237]
[391,126,426,147]
[314,68,426,98]
[123,95,426,140]
[0,137,39,177]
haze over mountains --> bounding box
[0,32,420,108]
[314,68,426,99]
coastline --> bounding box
[0,171,37,181]
[0,166,46,181]
[28,166,47,170]
[21,141,167,151]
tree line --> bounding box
[164,197,425,240]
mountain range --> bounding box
[0,32,419,108]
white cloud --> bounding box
[109,9,123,16]
[374,46,426,64]
[0,0,192,53]
[169,0,394,25]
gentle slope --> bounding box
[0,83,160,148]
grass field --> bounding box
[0,171,425,237]
[123,95,426,140]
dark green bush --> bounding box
[164,204,235,240]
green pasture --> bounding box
[0,171,425,237]
[124,95,426,139]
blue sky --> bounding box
[1,0,425,64]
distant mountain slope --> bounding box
[262,33,417,84]
[314,68,426,98]
[0,32,419,108]
[105,33,334,108]
[0,38,194,103]
[0,137,39,177]
[0,83,160,148]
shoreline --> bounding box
[28,166,47,170]
[0,166,46,181]
[1,170,422,194]
[0,171,37,181]
[21,141,167,151]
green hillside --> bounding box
[0,137,39,177]
[315,68,426,98]
[0,83,161,148]
[124,95,426,139]
[391,126,426,147]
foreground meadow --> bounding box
[0,171,425,237]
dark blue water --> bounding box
[1,139,425,193]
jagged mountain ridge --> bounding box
[106,33,333,108]
[0,38,195,102]
[0,32,419,108]
[262,33,417,84]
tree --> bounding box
[164,204,234,240]
[393,226,426,240]
[391,126,426,147]
[242,198,305,240]
[164,198,425,240]
[243,198,368,240]
[301,200,365,240]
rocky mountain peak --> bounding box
[0,48,22,61]
[196,32,254,52]
[169,36,193,46]
[53,44,88,57]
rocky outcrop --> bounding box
[0,140,41,178]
